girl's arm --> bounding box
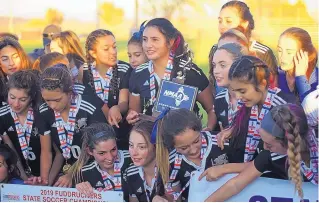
[48,143,64,186]
[117,89,129,114]
[197,85,217,131]
[204,161,261,202]
[40,134,54,185]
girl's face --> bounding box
[174,129,202,160]
[260,128,287,155]
[229,79,266,108]
[0,45,21,76]
[41,88,71,113]
[50,40,64,54]
[8,88,31,115]
[0,155,9,183]
[129,130,155,167]
[143,26,171,61]
[277,35,299,71]
[218,7,243,35]
[91,35,118,68]
[127,43,148,68]
[212,49,234,87]
[89,139,118,171]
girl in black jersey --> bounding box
[202,104,318,201]
[152,108,229,202]
[37,64,107,187]
[127,21,148,69]
[73,123,131,202]
[217,56,296,164]
[0,70,61,184]
[0,144,22,184]
[125,120,157,202]
[126,18,215,131]
[80,29,133,149]
[210,43,247,131]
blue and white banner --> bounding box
[188,171,318,202]
[0,184,123,202]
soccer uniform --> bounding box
[166,131,229,201]
[129,59,209,116]
[37,91,106,165]
[0,104,41,176]
[79,150,131,201]
[228,88,297,164]
[83,61,133,149]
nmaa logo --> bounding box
[163,87,189,106]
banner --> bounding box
[0,184,123,202]
[188,171,318,202]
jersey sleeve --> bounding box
[185,63,209,93]
[85,96,107,124]
[129,70,140,96]
[36,104,54,136]
[118,63,133,90]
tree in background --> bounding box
[45,8,64,25]
[99,2,124,26]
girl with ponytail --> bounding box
[202,104,317,201]
[152,108,229,201]
[73,123,131,202]
[81,29,133,149]
[127,21,148,69]
[126,18,215,132]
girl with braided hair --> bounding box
[201,104,317,201]
[36,64,107,187]
[127,18,215,131]
[80,29,132,149]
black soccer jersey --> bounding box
[125,164,157,202]
[129,59,209,116]
[83,60,132,108]
[80,150,131,202]
[167,131,229,201]
[0,104,41,176]
[36,92,107,165]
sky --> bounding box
[0,0,135,22]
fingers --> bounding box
[217,132,223,149]
[113,117,120,128]
[198,170,208,181]
[53,178,61,187]
[127,112,140,124]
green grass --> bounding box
[21,40,210,126]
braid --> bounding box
[272,106,304,200]
[110,65,119,99]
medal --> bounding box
[25,162,32,177]
[63,162,72,174]
[91,64,113,104]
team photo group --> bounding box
[0,0,318,202]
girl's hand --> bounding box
[76,181,94,197]
[294,50,308,77]
[53,173,72,188]
[126,110,140,124]
[108,105,122,128]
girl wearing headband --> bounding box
[127,21,148,69]
[127,18,215,132]
[37,64,107,187]
[81,29,133,149]
[217,56,296,163]
[73,123,131,202]
[202,104,317,201]
[153,108,229,201]
[125,120,157,202]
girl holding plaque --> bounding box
[152,108,229,202]
[217,56,297,164]
[126,18,215,131]
[80,29,133,149]
[73,123,131,202]
[125,120,158,202]
[37,64,107,187]
[201,104,318,201]
[0,70,61,183]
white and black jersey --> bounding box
[83,60,132,108]
[79,150,131,202]
[36,93,107,165]
[124,164,157,202]
[228,89,297,163]
[167,131,229,201]
[129,59,209,116]
[0,104,41,176]
[250,40,278,74]
[214,89,238,130]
